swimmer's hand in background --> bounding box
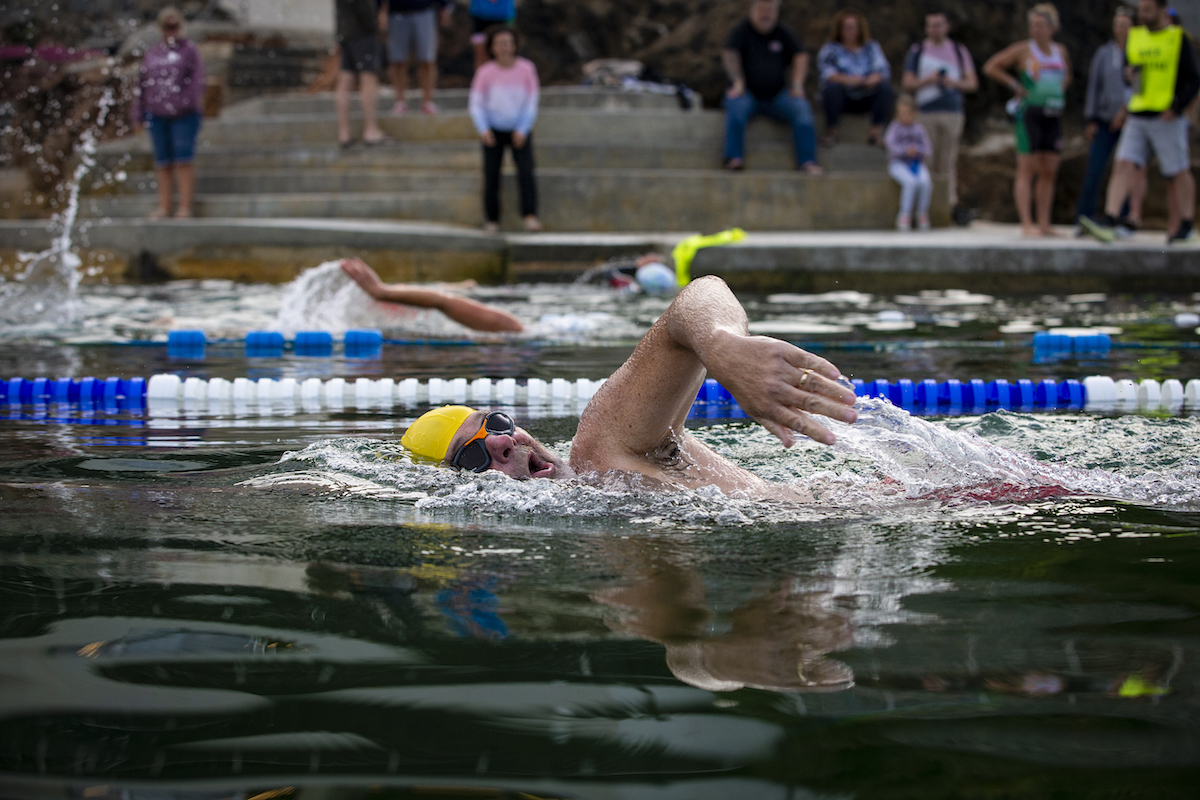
[339,257,523,333]
[340,257,388,299]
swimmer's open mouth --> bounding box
[529,452,554,478]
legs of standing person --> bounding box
[763,90,819,171]
[1127,165,1145,223]
[1075,125,1118,222]
[1169,168,1195,236]
[335,70,356,145]
[482,131,506,228]
[471,17,493,70]
[1033,152,1060,236]
[821,82,847,143]
[921,112,964,208]
[387,13,409,113]
[1154,116,1196,237]
[1105,116,1148,219]
[723,91,755,168]
[169,111,200,218]
[418,62,437,110]
[511,132,539,229]
[147,115,174,218]
[1014,153,1038,236]
[152,165,173,219]
[412,8,439,112]
[388,59,410,113]
[359,71,385,142]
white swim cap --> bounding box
[635,262,676,293]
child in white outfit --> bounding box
[884,94,933,230]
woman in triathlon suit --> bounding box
[984,3,1071,237]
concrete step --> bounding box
[80,168,947,232]
[97,119,885,173]
[112,170,482,195]
[184,109,873,149]
[221,86,690,118]
[94,138,885,190]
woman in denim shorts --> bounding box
[132,7,205,219]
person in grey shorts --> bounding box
[1084,0,1200,243]
[382,0,453,115]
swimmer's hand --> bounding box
[340,257,387,299]
[705,330,858,447]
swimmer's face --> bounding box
[446,410,575,481]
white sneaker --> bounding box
[392,101,408,116]
[917,214,931,231]
[896,213,911,232]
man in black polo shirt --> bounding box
[723,0,821,173]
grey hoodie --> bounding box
[1084,40,1129,124]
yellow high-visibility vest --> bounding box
[1127,25,1184,113]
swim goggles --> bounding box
[449,411,515,472]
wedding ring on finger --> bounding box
[797,368,814,389]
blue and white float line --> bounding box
[2,374,1199,416]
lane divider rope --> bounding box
[2,375,1199,416]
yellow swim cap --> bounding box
[401,405,476,462]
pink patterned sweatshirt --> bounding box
[468,57,540,135]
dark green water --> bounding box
[4,276,1200,798]
[3,340,1200,799]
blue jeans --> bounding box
[1075,123,1125,222]
[724,89,817,167]
[147,112,201,166]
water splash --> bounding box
[0,86,114,329]
[272,260,440,336]
[257,399,1200,523]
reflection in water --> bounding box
[2,462,1200,796]
[594,543,853,693]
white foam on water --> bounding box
[258,400,1200,527]
[273,260,441,336]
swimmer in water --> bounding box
[340,257,524,333]
[401,276,859,494]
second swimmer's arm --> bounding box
[340,257,523,332]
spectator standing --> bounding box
[722,0,821,174]
[381,0,453,115]
[1075,7,1139,229]
[817,9,894,146]
[884,94,934,230]
[335,0,388,147]
[384,0,453,115]
[983,3,1071,237]
[1084,0,1200,244]
[469,0,516,70]
[901,10,977,220]
[469,25,541,233]
[132,7,204,219]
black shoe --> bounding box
[951,204,975,227]
[1114,217,1138,239]
[1079,214,1116,243]
[1168,219,1197,244]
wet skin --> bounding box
[445,410,576,481]
[438,277,858,493]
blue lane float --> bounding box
[167,329,385,359]
[3,374,1198,417]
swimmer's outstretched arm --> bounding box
[574,277,857,470]
[340,258,523,333]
